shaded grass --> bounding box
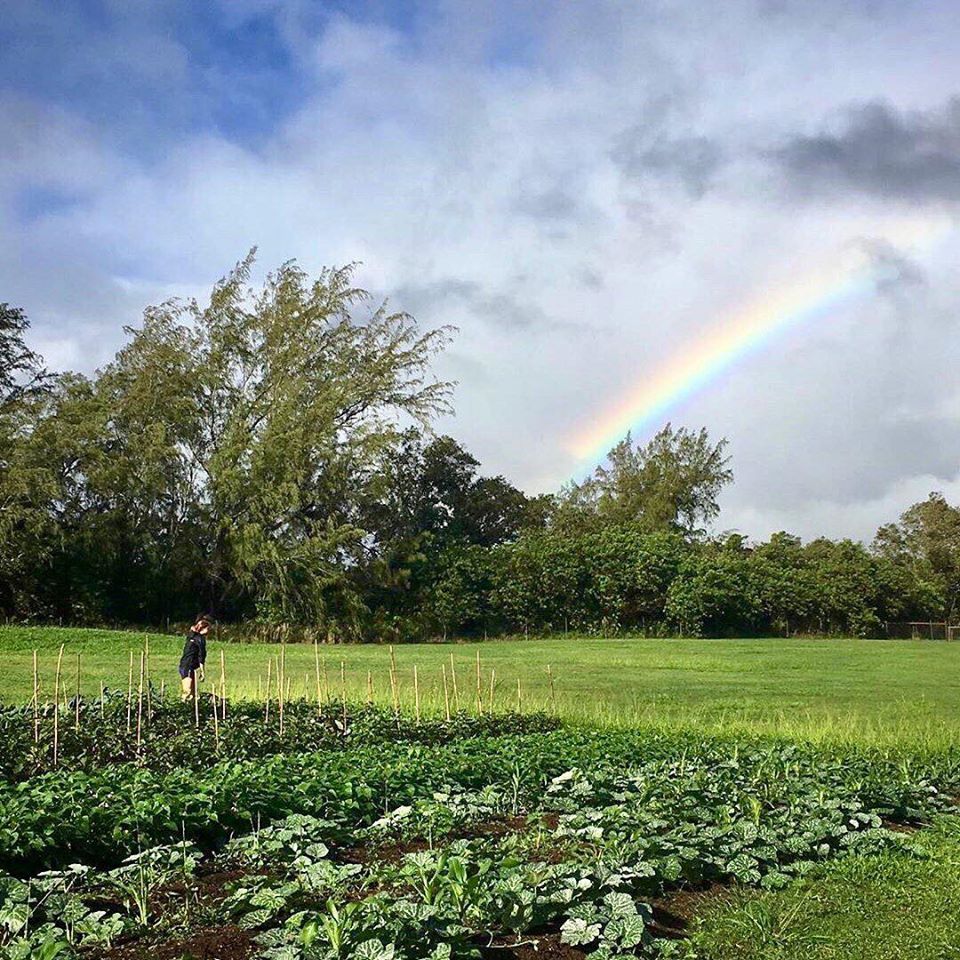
[3,626,960,748]
[688,816,960,960]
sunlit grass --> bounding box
[3,626,960,750]
[689,817,960,960]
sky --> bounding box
[3,0,960,543]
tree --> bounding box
[0,303,47,415]
[554,424,732,537]
[874,492,960,621]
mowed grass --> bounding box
[689,817,960,960]
[4,625,960,747]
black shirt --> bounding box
[179,630,207,673]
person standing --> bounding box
[179,616,210,701]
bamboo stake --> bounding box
[413,665,420,724]
[547,664,556,712]
[322,655,330,703]
[75,652,81,731]
[475,649,483,716]
[220,649,227,720]
[367,670,373,704]
[145,634,152,722]
[53,644,64,767]
[389,663,400,717]
[450,654,459,711]
[278,666,285,739]
[340,660,347,734]
[136,650,144,751]
[488,667,496,712]
[389,646,400,719]
[314,633,323,715]
[265,659,272,723]
[159,678,165,703]
[32,650,39,743]
[193,663,200,728]
[516,676,522,713]
[126,649,134,733]
[442,663,451,721]
[211,690,220,751]
[279,642,286,736]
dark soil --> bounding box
[882,817,920,834]
[337,813,538,865]
[648,883,729,939]
[96,923,254,960]
[480,932,587,960]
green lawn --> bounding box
[4,625,960,746]
[689,817,960,960]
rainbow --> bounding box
[567,219,953,477]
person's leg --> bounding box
[180,670,194,701]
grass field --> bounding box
[690,817,960,960]
[4,625,960,747]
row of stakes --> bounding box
[29,641,559,767]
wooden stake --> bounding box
[193,663,200,728]
[314,632,323,715]
[442,663,451,721]
[547,664,556,712]
[53,644,64,767]
[322,655,330,703]
[279,642,286,736]
[389,664,399,719]
[413,665,420,724]
[450,654,459,711]
[340,660,347,734]
[126,649,134,733]
[389,645,400,718]
[488,667,496,712]
[159,678,165,703]
[475,649,483,716]
[265,659,272,723]
[366,670,373,704]
[145,634,152,722]
[136,650,144,751]
[32,650,39,743]
[211,690,220,751]
[220,649,227,720]
[516,676,522,713]
[75,651,81,731]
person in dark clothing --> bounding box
[179,616,210,701]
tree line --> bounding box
[1,254,958,639]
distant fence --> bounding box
[885,621,960,641]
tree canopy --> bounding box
[0,257,954,639]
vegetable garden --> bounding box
[2,666,959,960]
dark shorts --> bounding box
[179,666,194,680]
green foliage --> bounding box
[1,725,956,959]
[875,492,960,621]
[554,425,732,538]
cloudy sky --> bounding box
[3,0,960,542]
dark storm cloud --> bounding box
[611,127,724,199]
[773,98,960,202]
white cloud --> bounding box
[3,0,960,540]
